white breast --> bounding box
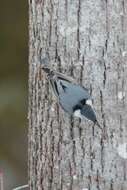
[86,99,92,106]
[73,109,82,119]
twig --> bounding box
[12,184,29,190]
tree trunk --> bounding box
[28,0,127,189]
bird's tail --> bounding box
[42,66,51,74]
[42,66,55,78]
[39,57,52,75]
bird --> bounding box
[42,66,102,131]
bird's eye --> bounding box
[80,99,86,105]
[73,104,82,112]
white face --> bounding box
[73,109,82,119]
[86,99,92,106]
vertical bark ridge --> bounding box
[29,0,127,189]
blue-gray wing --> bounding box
[56,79,90,114]
[48,71,91,114]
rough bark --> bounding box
[28,0,127,189]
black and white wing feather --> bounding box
[42,67,103,131]
[48,71,91,114]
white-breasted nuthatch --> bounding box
[42,67,102,130]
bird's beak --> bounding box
[95,120,103,130]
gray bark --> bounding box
[28,0,127,189]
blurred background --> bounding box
[0,0,27,189]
